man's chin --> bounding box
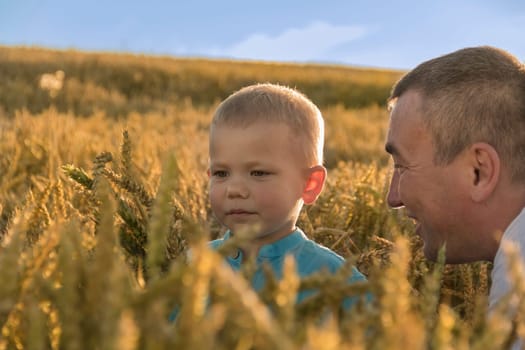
[422,246,439,262]
[422,241,451,263]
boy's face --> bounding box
[208,122,309,241]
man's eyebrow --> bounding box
[384,142,397,156]
[385,142,409,164]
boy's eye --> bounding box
[251,170,270,176]
[212,170,228,178]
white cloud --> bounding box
[214,21,367,62]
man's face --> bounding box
[385,90,474,263]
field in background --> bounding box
[0,46,517,349]
[0,46,403,118]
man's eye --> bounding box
[212,170,228,177]
[251,170,269,176]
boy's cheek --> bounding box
[208,189,219,206]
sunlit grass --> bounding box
[0,47,520,348]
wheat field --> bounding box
[0,46,523,349]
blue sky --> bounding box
[1,0,524,70]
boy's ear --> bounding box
[468,142,500,202]
[207,168,211,178]
[302,165,327,205]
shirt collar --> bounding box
[223,228,308,260]
[493,207,525,264]
[258,228,307,258]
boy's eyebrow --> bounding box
[244,160,268,168]
[208,161,226,168]
[209,160,268,168]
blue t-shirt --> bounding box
[210,228,368,306]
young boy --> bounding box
[207,83,367,306]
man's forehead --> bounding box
[389,90,425,126]
[385,90,427,158]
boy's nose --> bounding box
[226,180,249,198]
[386,171,404,208]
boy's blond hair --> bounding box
[210,83,324,166]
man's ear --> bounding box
[207,168,211,178]
[468,142,500,202]
[302,165,327,205]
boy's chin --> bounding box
[230,223,263,239]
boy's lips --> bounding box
[225,209,257,223]
[226,209,256,215]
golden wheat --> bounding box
[0,49,519,348]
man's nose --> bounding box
[386,170,404,208]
